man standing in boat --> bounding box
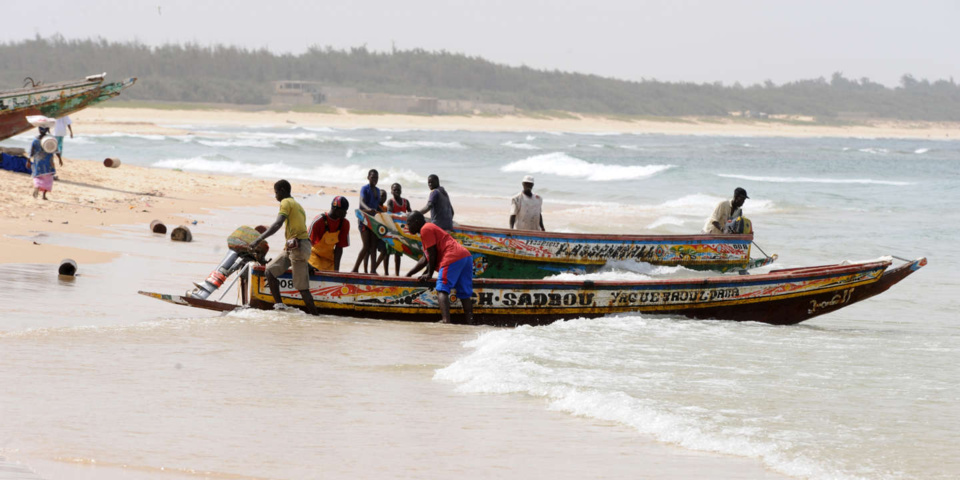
[250,180,318,315]
[418,174,454,231]
[308,196,350,272]
[406,211,474,324]
[509,175,545,231]
[408,174,456,275]
[702,187,748,234]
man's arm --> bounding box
[418,202,433,215]
[251,214,285,247]
[539,214,545,231]
[509,214,517,229]
[709,202,725,233]
[334,246,343,271]
[418,245,439,282]
[68,125,73,138]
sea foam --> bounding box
[152,156,420,185]
[501,152,674,181]
[717,173,913,186]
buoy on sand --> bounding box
[58,258,77,276]
[150,220,167,234]
[103,158,121,168]
[171,225,193,242]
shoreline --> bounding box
[76,105,960,139]
[0,158,346,265]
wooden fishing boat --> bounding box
[139,256,925,327]
[0,74,137,141]
[357,211,777,278]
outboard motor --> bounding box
[189,226,269,300]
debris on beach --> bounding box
[151,220,167,234]
[58,259,78,276]
[171,225,193,242]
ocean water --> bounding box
[1,125,958,479]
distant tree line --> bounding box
[3,36,960,120]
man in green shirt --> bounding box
[250,180,318,315]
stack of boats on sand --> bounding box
[141,211,926,326]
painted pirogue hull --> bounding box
[0,76,137,141]
[358,211,776,278]
[140,258,926,327]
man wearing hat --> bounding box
[702,187,749,234]
[308,196,351,271]
[509,175,545,231]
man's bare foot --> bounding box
[32,189,38,199]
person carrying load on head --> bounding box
[703,187,749,234]
[308,196,350,272]
[27,125,58,200]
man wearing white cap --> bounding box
[510,175,545,231]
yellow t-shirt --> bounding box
[279,197,309,241]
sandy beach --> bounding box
[77,105,960,139]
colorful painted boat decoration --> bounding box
[0,74,137,141]
[139,256,926,327]
[357,211,777,278]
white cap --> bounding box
[522,175,535,184]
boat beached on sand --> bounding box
[139,227,925,327]
[357,211,777,278]
[1,73,137,141]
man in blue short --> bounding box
[351,168,382,273]
[406,211,474,324]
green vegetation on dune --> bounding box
[5,36,960,121]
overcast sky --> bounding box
[4,0,958,86]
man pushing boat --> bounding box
[249,180,318,315]
[405,211,474,324]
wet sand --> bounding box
[0,200,788,480]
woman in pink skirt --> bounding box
[27,126,58,200]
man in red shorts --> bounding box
[406,211,474,324]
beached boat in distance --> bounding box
[357,211,777,278]
[140,254,925,327]
[0,74,137,141]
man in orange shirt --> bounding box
[406,211,474,324]
[308,196,350,271]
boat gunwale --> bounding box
[369,211,754,243]
[250,259,893,288]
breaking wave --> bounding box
[378,140,467,149]
[501,152,674,181]
[717,173,913,186]
[151,156,420,185]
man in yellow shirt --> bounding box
[250,180,317,315]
